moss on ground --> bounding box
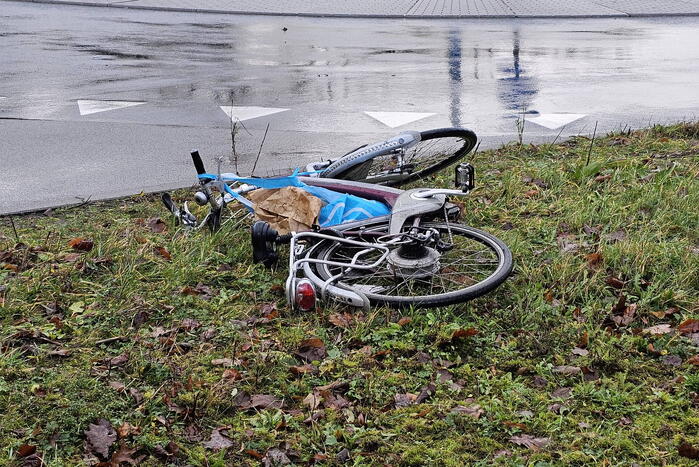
[1,123,698,465]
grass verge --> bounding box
[1,123,698,466]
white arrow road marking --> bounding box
[219,106,289,122]
[364,111,437,128]
[528,113,587,130]
[78,100,146,116]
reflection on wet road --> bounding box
[1,2,699,213]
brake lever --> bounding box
[180,202,198,227]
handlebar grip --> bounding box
[191,150,206,175]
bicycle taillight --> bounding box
[294,279,316,312]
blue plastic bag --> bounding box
[200,172,390,226]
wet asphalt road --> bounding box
[1,2,699,214]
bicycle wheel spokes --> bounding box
[313,222,510,306]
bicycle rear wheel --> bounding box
[323,128,477,186]
[305,221,512,308]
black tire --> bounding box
[306,221,512,308]
[322,128,477,186]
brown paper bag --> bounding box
[247,186,323,234]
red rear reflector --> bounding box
[295,280,316,311]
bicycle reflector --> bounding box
[294,279,316,311]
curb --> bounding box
[8,0,699,20]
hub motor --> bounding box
[387,244,441,279]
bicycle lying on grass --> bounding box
[162,128,512,310]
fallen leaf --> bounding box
[180,284,212,300]
[153,246,171,261]
[678,319,699,335]
[295,338,327,363]
[328,313,352,328]
[68,237,94,252]
[263,448,291,466]
[548,402,565,414]
[289,364,316,376]
[604,230,627,243]
[594,174,612,182]
[180,318,201,330]
[451,404,484,419]
[571,347,589,357]
[17,445,37,457]
[414,383,436,404]
[551,387,572,399]
[63,252,82,263]
[234,393,283,410]
[85,418,117,459]
[202,427,234,451]
[260,303,278,320]
[552,366,581,375]
[108,381,126,392]
[394,393,417,408]
[117,422,140,439]
[679,442,699,459]
[222,369,242,380]
[585,252,602,267]
[211,358,234,367]
[509,434,551,451]
[147,217,167,233]
[452,328,479,340]
[397,316,412,326]
[110,444,145,465]
[578,331,589,348]
[605,276,625,289]
[661,355,682,367]
[643,324,673,335]
[107,354,129,367]
[303,392,323,410]
[532,375,548,388]
[686,355,699,366]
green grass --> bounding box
[1,122,698,465]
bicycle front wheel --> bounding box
[306,221,512,308]
[323,128,477,186]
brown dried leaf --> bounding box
[451,404,484,419]
[604,230,627,243]
[397,316,412,326]
[394,393,417,408]
[153,246,171,261]
[147,217,167,233]
[415,383,436,404]
[117,422,141,439]
[110,444,145,466]
[509,434,551,451]
[643,324,673,335]
[289,364,316,376]
[202,427,234,451]
[551,387,572,399]
[328,313,352,328]
[17,445,37,457]
[678,319,699,335]
[452,328,479,340]
[679,442,699,459]
[585,252,602,267]
[68,237,94,252]
[686,355,699,366]
[605,276,625,289]
[107,354,129,367]
[296,338,326,363]
[85,418,117,459]
[211,358,234,367]
[552,366,581,375]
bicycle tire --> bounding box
[304,221,512,308]
[322,128,477,187]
